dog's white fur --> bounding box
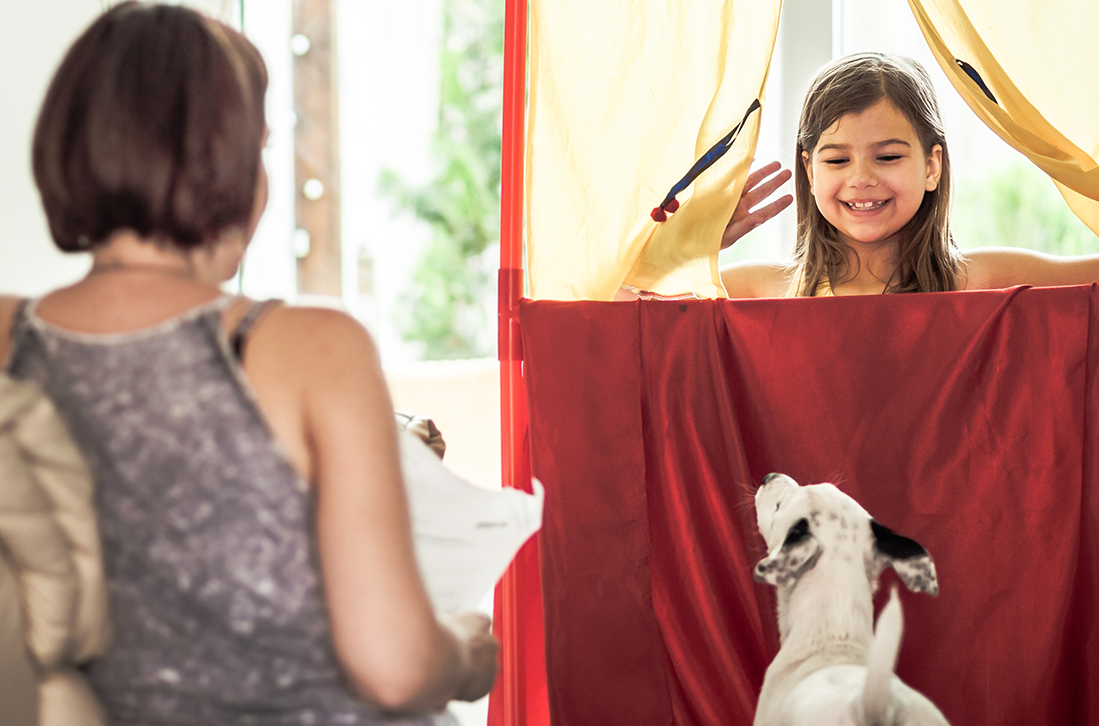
[752,473,949,726]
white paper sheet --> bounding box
[399,428,544,614]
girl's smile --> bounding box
[804,99,942,251]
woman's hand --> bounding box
[721,161,793,249]
[444,612,500,702]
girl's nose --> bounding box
[847,159,878,188]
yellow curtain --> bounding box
[908,0,1099,236]
[526,1,784,301]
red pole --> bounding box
[498,0,527,482]
[489,1,548,725]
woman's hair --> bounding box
[32,1,268,252]
[793,52,960,295]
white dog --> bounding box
[752,473,949,726]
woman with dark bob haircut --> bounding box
[1,3,497,724]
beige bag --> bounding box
[0,375,110,726]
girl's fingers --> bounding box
[741,166,793,209]
[722,162,792,249]
[751,193,794,224]
[722,193,793,249]
[743,160,784,191]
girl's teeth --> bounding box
[848,200,885,210]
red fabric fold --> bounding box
[520,286,1098,726]
[523,302,674,726]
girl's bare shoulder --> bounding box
[956,247,1029,290]
[720,260,797,299]
[958,247,1099,290]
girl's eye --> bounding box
[878,154,903,162]
[822,158,848,166]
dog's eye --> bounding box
[783,518,810,548]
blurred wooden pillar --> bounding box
[293,0,342,297]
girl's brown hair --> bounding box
[32,1,268,252]
[793,52,960,295]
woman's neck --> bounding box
[34,231,238,335]
[87,231,242,287]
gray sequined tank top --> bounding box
[5,296,454,726]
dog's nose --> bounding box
[762,473,783,486]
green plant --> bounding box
[379,0,503,360]
[952,159,1097,254]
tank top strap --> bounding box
[9,298,32,338]
[229,299,281,362]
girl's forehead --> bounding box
[816,98,920,149]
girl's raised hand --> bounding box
[721,161,793,249]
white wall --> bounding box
[719,0,833,264]
[1,0,103,295]
[337,0,442,366]
[244,0,446,365]
[239,0,298,301]
[0,0,283,299]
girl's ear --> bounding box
[925,143,943,192]
[802,151,814,193]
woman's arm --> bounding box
[251,306,496,713]
[961,247,1099,290]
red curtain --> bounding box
[520,286,1099,726]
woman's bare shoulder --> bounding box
[720,260,796,299]
[250,300,363,333]
[248,302,380,372]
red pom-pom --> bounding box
[650,198,680,223]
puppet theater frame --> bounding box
[487,1,1099,725]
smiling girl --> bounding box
[720,52,1099,298]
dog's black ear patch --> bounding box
[871,520,928,560]
[783,518,811,548]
